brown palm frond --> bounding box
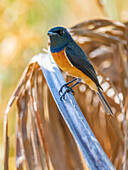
[4,59,86,170]
[4,19,128,170]
[69,18,128,169]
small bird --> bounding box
[47,26,113,115]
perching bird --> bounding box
[47,26,113,115]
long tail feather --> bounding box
[96,88,113,115]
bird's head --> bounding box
[47,26,73,52]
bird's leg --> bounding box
[60,78,82,100]
[59,78,77,95]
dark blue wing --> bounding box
[65,43,101,88]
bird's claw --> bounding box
[59,87,75,101]
[59,84,68,95]
[66,88,75,95]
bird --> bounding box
[47,26,113,115]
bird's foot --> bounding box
[60,87,75,101]
[59,84,68,95]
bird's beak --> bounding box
[47,32,57,36]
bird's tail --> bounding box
[96,87,113,115]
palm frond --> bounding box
[4,19,128,169]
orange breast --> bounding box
[51,49,97,91]
[51,49,72,71]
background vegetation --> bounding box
[1,0,128,169]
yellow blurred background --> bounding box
[1,0,128,169]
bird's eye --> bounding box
[55,30,64,36]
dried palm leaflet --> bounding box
[4,19,128,170]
